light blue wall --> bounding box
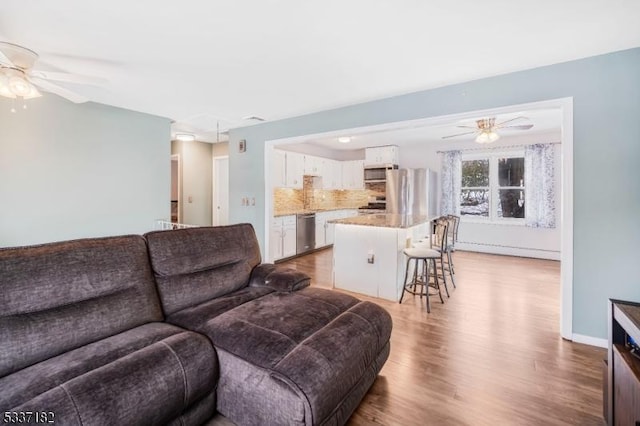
[0,94,171,246]
[229,47,640,340]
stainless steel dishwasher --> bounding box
[296,213,316,254]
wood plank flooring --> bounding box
[280,249,606,426]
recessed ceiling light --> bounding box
[175,133,195,142]
[337,136,351,143]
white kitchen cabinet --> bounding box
[321,159,334,189]
[331,160,343,189]
[315,212,327,248]
[303,155,322,176]
[354,160,364,189]
[272,149,287,188]
[282,216,297,258]
[343,160,364,189]
[341,161,359,190]
[270,215,297,261]
[325,209,359,246]
[270,217,284,260]
[285,152,304,189]
[364,146,399,167]
[325,211,339,245]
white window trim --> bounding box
[461,149,525,225]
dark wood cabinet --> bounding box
[608,300,640,425]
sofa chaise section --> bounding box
[0,236,219,425]
[145,225,392,425]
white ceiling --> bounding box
[1,1,639,142]
[286,108,562,152]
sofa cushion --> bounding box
[0,322,218,425]
[0,235,163,377]
[167,286,275,326]
[168,287,392,425]
[249,263,311,292]
[145,224,262,315]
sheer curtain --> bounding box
[524,143,556,228]
[441,150,462,216]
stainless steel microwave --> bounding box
[363,165,398,183]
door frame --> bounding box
[212,155,229,226]
[264,97,575,342]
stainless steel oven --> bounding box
[296,213,316,254]
[364,165,397,183]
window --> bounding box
[460,152,525,222]
[461,159,489,217]
[497,157,524,218]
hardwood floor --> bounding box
[280,249,606,426]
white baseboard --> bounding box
[571,333,608,348]
[456,242,561,260]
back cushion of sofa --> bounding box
[0,235,163,377]
[145,224,262,315]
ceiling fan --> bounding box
[442,116,534,144]
[0,41,106,105]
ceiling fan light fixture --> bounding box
[337,136,351,144]
[9,75,32,97]
[0,75,16,99]
[0,70,41,99]
[475,131,500,144]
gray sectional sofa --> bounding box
[0,224,392,425]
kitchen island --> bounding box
[329,214,433,301]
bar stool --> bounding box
[413,217,452,296]
[444,214,460,283]
[399,219,448,312]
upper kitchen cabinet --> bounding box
[285,152,304,189]
[342,160,365,190]
[272,149,287,188]
[364,145,399,167]
[303,155,322,176]
[330,159,343,189]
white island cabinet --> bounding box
[330,214,432,302]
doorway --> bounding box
[213,156,229,225]
[171,154,180,223]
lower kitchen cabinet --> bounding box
[282,216,297,258]
[271,215,296,261]
[316,209,359,249]
[315,212,327,248]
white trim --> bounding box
[455,243,560,261]
[560,98,574,340]
[571,333,607,348]
[264,146,274,262]
[212,155,229,226]
[263,97,574,339]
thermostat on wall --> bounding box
[239,139,246,153]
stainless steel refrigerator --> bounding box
[386,168,438,216]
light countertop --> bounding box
[274,207,359,217]
[328,214,433,229]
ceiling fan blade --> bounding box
[0,42,38,69]
[456,125,479,129]
[496,116,528,127]
[0,49,14,67]
[442,131,477,139]
[30,77,89,103]
[30,70,106,86]
[499,124,534,130]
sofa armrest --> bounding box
[249,264,310,292]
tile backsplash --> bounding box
[273,177,384,214]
